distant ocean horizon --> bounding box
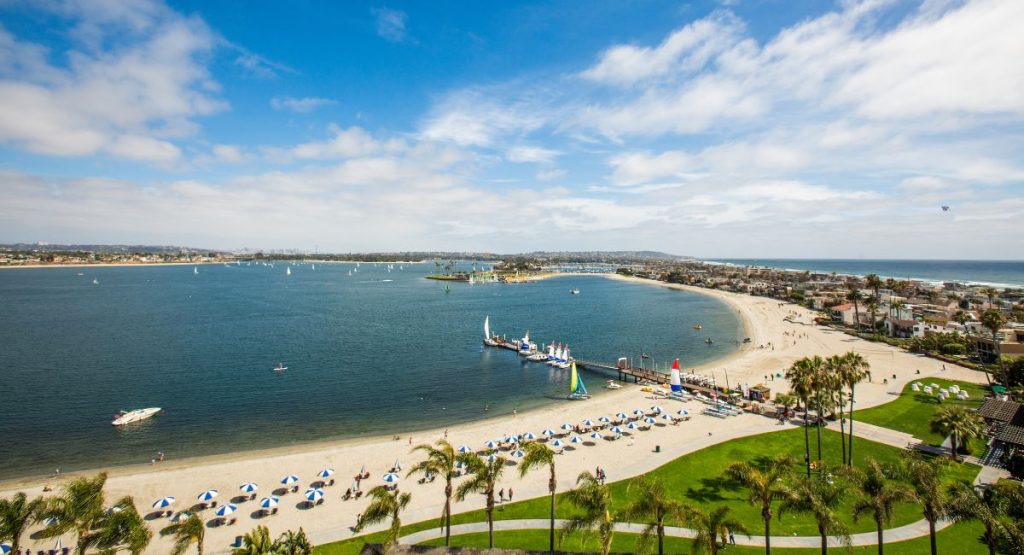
[705,258,1024,288]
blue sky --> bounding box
[0,0,1022,258]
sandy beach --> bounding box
[1,274,988,553]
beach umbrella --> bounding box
[550,439,564,448]
[569,436,583,444]
[522,432,537,440]
[382,473,400,484]
[486,454,499,463]
[215,504,237,517]
[197,489,219,501]
[458,445,473,454]
[644,417,657,424]
[151,496,175,509]
[2,542,11,554]
[506,436,519,444]
[560,423,574,431]
[484,440,499,450]
[661,413,673,421]
[632,409,645,416]
[317,468,335,479]
[511,449,526,458]
[589,432,603,440]
[280,475,299,485]
[259,496,280,509]
[598,416,611,423]
[650,405,663,413]
[170,511,192,522]
[626,422,639,430]
[611,426,624,434]
[615,412,629,419]
[677,409,690,416]
[239,483,258,494]
[581,419,595,426]
[43,516,59,526]
[304,488,325,502]
[541,429,555,436]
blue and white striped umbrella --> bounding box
[541,429,555,436]
[644,417,657,424]
[457,445,473,454]
[550,439,564,448]
[43,516,59,526]
[560,423,574,431]
[677,409,690,416]
[650,405,663,413]
[511,449,526,458]
[611,426,624,434]
[260,496,280,509]
[581,419,595,426]
[626,422,640,430]
[632,409,645,416]
[598,416,611,423]
[486,453,499,463]
[215,504,237,517]
[280,475,299,485]
[382,473,400,484]
[304,488,325,502]
[506,436,519,444]
[589,432,603,440]
[151,496,176,509]
[615,412,629,419]
[522,432,537,440]
[661,413,673,421]
[197,489,219,501]
[2,542,12,554]
[569,436,583,444]
[239,483,258,493]
[484,440,499,450]
[317,468,335,479]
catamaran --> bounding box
[483,316,498,346]
[112,408,162,426]
[547,344,562,366]
[567,362,590,400]
[556,346,571,369]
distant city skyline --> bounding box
[0,0,1022,258]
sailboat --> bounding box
[547,344,562,366]
[311,264,315,271]
[567,362,590,400]
[193,266,198,275]
[92,278,99,285]
[518,331,533,355]
[557,346,571,369]
[286,267,291,276]
[483,316,498,346]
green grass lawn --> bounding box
[853,377,988,453]
[313,428,980,554]
[415,521,987,555]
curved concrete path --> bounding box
[399,517,953,548]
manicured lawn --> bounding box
[313,428,980,554]
[853,378,988,453]
[415,521,987,555]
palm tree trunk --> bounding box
[928,519,937,555]
[876,517,884,555]
[820,533,828,555]
[804,403,812,478]
[658,520,664,555]
[985,523,997,555]
[951,432,960,462]
[486,496,495,549]
[764,515,772,555]
[848,385,856,466]
[839,409,847,465]
[444,493,452,546]
[548,471,556,555]
[815,391,823,472]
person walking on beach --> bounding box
[498,488,505,503]
[508,488,513,502]
[729,530,736,544]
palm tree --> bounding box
[561,472,615,555]
[408,439,458,546]
[946,482,1015,555]
[234,525,275,555]
[774,393,797,415]
[865,274,882,306]
[725,455,793,555]
[621,476,686,555]
[840,352,870,466]
[780,474,851,555]
[892,451,949,555]
[929,405,984,462]
[456,453,506,549]
[161,512,206,555]
[0,492,43,553]
[826,355,848,465]
[867,300,879,337]
[805,356,831,470]
[981,308,1008,385]
[683,505,748,555]
[786,358,815,478]
[38,472,108,554]
[981,286,998,309]
[848,459,914,555]
[275,528,313,554]
[519,442,557,554]
[87,496,151,554]
[846,287,862,331]
[353,486,412,550]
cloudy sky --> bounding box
[0,0,1022,258]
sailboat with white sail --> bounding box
[193,266,198,275]
[286,267,291,276]
[567,362,590,400]
[483,316,498,346]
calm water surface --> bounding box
[0,264,742,479]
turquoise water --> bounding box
[708,259,1024,287]
[0,264,742,479]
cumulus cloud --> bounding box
[270,96,336,113]
[507,146,560,164]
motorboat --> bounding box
[273,363,287,372]
[112,408,162,426]
[605,380,622,390]
[705,338,714,344]
[570,288,580,295]
[527,352,549,362]
[693,323,702,330]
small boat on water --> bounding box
[527,352,548,362]
[77,272,84,276]
[273,362,287,372]
[112,407,161,426]
[570,288,580,295]
[605,380,622,390]
[483,316,498,346]
[693,323,702,330]
[567,362,590,400]
[92,278,99,285]
[286,267,291,276]
[705,338,714,344]
[193,266,198,275]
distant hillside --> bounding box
[0,243,223,254]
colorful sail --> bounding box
[570,362,578,392]
[670,359,682,392]
[569,362,589,399]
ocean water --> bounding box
[0,264,742,480]
[707,259,1024,288]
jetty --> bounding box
[575,358,670,385]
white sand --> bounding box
[2,275,986,553]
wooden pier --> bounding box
[574,359,671,385]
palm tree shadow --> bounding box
[685,476,740,503]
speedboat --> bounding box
[273,363,287,372]
[570,288,580,295]
[112,408,162,426]
[605,380,622,390]
[693,323,702,330]
[527,352,548,362]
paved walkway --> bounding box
[399,517,952,548]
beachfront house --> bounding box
[831,303,858,326]
[973,325,1024,362]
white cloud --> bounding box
[420,87,546,147]
[507,146,560,164]
[371,7,409,43]
[211,144,248,164]
[275,125,406,161]
[106,134,181,163]
[537,168,566,181]
[270,96,335,113]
